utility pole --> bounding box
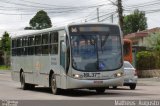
[111,14,114,23]
[97,8,100,22]
[117,0,123,32]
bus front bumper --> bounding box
[66,76,124,89]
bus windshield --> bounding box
[70,26,122,72]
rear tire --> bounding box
[28,84,35,90]
[130,84,136,90]
[51,74,61,95]
[96,88,105,94]
[20,72,30,90]
[113,86,117,89]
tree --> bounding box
[123,9,147,35]
[24,26,33,30]
[29,10,52,30]
[1,31,11,52]
[1,31,11,66]
[0,39,1,49]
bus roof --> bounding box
[67,22,119,27]
[11,26,65,39]
[11,22,120,39]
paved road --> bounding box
[0,70,160,100]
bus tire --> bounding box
[130,84,136,90]
[113,86,117,89]
[96,88,105,94]
[51,74,61,95]
[20,72,29,90]
[28,84,35,90]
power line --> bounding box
[99,12,117,22]
[124,8,160,14]
[0,0,107,10]
[86,11,116,21]
[125,0,160,9]
[0,4,107,15]
[18,0,109,8]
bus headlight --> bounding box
[73,74,80,79]
[114,72,123,77]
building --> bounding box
[124,27,160,46]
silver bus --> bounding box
[11,23,124,94]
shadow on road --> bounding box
[17,86,157,98]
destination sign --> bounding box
[69,25,120,34]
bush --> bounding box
[136,51,156,70]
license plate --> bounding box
[94,80,103,84]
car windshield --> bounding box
[70,31,122,72]
[124,62,134,68]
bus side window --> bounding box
[42,33,49,54]
[42,33,49,44]
[35,35,42,55]
[28,36,35,55]
[50,32,58,54]
[35,46,41,55]
[35,35,41,45]
[60,41,66,69]
[50,32,58,43]
[28,36,35,46]
[50,44,58,54]
[16,38,21,47]
[12,49,16,56]
[12,39,16,48]
[66,35,70,73]
[42,45,49,54]
[24,47,28,55]
[12,39,16,56]
[28,47,34,55]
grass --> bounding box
[0,65,10,70]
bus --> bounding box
[11,23,124,94]
[123,39,132,63]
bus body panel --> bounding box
[64,68,124,89]
[66,76,123,89]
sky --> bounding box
[0,0,160,37]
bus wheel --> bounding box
[96,88,105,94]
[51,74,60,95]
[130,84,136,90]
[28,84,35,90]
[20,72,29,90]
[113,86,117,89]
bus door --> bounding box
[59,30,70,88]
[60,39,67,88]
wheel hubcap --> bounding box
[52,77,56,92]
[21,74,24,88]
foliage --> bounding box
[123,9,147,35]
[0,65,10,70]
[143,32,160,68]
[29,10,52,30]
[1,31,11,53]
[0,31,11,66]
[24,26,33,30]
[0,40,1,49]
[0,50,4,65]
[136,51,156,70]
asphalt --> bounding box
[138,77,160,86]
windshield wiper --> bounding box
[100,33,109,53]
